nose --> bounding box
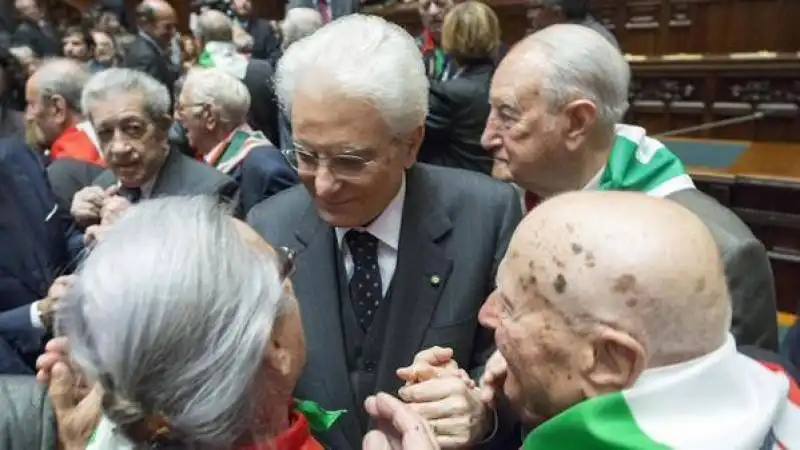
[428,3,440,15]
[314,166,339,198]
[478,291,502,330]
[481,121,501,154]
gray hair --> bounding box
[522,23,629,129]
[183,67,251,125]
[81,68,171,123]
[281,8,322,49]
[275,14,429,136]
[57,196,290,447]
[196,9,233,43]
[30,58,89,113]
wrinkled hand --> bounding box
[70,186,110,225]
[479,350,508,408]
[398,374,489,448]
[46,275,75,299]
[84,224,110,247]
[37,337,102,450]
[363,392,439,450]
[397,346,473,388]
[100,195,132,226]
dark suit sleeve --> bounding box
[468,184,524,380]
[239,150,298,216]
[122,47,162,82]
[426,82,454,132]
[0,304,43,356]
[724,239,780,351]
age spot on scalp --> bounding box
[571,243,583,254]
[553,274,567,294]
[585,251,596,268]
[695,277,706,293]
[625,297,638,308]
[612,274,636,293]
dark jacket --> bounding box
[243,58,280,145]
[419,61,494,175]
[231,143,298,216]
[121,33,178,100]
[12,19,60,57]
[244,18,282,67]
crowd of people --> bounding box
[1,0,800,448]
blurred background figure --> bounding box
[286,0,359,24]
[179,34,199,71]
[416,0,458,81]
[61,25,93,63]
[232,23,254,56]
[0,45,25,138]
[123,0,179,101]
[12,0,61,57]
[89,29,119,72]
[9,45,39,77]
[419,0,498,175]
[525,0,618,47]
[229,0,281,66]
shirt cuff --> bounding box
[29,301,44,329]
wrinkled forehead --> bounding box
[490,56,546,112]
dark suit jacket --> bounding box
[247,163,522,449]
[0,375,57,449]
[232,144,298,217]
[244,18,282,67]
[47,158,106,213]
[92,150,239,204]
[121,34,178,99]
[668,189,779,350]
[420,61,495,175]
[0,137,74,370]
[243,58,280,145]
[12,20,60,57]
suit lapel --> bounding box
[375,166,454,395]
[292,205,362,447]
[150,150,182,196]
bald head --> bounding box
[506,191,731,365]
[197,9,233,44]
[137,0,177,45]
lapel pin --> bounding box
[430,275,441,287]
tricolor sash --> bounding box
[598,124,695,197]
[205,125,274,174]
[522,335,800,449]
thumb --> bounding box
[104,184,120,196]
[363,430,392,450]
[48,362,76,413]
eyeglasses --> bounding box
[282,147,379,180]
[276,246,296,281]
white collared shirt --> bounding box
[583,165,605,191]
[335,175,406,297]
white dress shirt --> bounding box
[335,176,406,297]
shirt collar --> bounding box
[582,165,605,191]
[335,174,406,251]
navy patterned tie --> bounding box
[345,230,383,330]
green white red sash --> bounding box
[598,125,695,197]
[522,334,800,449]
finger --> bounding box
[479,385,496,405]
[428,416,475,439]
[413,346,454,366]
[397,364,439,384]
[104,184,120,196]
[45,337,70,354]
[406,395,470,420]
[362,430,391,450]
[48,361,77,413]
[374,393,434,438]
[398,377,468,403]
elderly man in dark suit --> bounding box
[482,25,778,350]
[247,15,521,450]
[69,68,237,238]
[122,0,179,100]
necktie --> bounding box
[119,186,142,204]
[345,230,382,330]
[318,0,332,23]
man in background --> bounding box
[525,0,619,48]
[12,0,60,57]
[122,0,179,100]
[230,0,282,66]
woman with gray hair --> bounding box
[55,196,320,449]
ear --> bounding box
[583,328,646,398]
[401,124,425,169]
[50,94,68,124]
[561,99,598,152]
[265,315,297,378]
[204,109,217,132]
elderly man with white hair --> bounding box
[248,14,522,450]
[176,67,297,215]
[480,24,778,351]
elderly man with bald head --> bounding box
[401,191,799,448]
[482,24,778,351]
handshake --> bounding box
[363,347,508,450]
